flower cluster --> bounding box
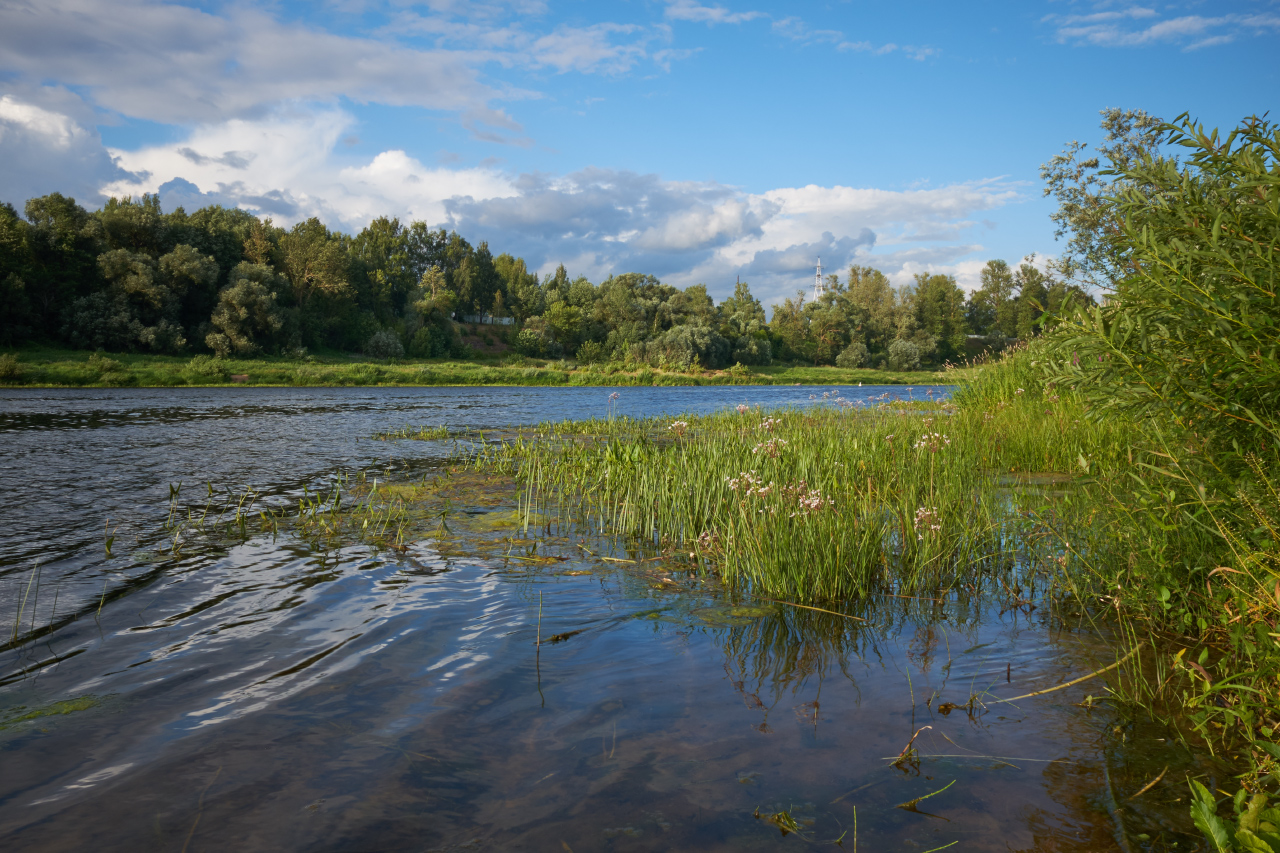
[696,530,719,551]
[669,420,689,437]
[759,417,781,432]
[914,506,941,540]
[736,404,750,414]
[913,432,951,453]
[752,437,789,458]
[726,472,833,518]
[726,470,769,497]
[780,480,833,517]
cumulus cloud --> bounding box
[0,92,132,207]
[436,168,1019,302]
[102,107,516,228]
[1047,5,1280,49]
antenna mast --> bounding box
[812,257,825,301]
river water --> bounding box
[0,386,1200,850]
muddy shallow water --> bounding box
[0,386,1202,850]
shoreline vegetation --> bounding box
[0,346,962,388]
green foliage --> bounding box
[183,354,227,383]
[1190,781,1280,852]
[365,328,405,360]
[1042,114,1280,453]
[0,352,20,381]
[4,187,1055,366]
[732,335,772,366]
[86,351,126,379]
[576,340,607,364]
[1040,107,1165,288]
[206,263,285,357]
[887,339,921,372]
[835,340,868,368]
[515,328,546,357]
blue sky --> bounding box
[1,0,1276,305]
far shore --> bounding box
[0,347,967,389]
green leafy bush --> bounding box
[1044,115,1280,454]
[86,352,124,375]
[515,328,546,357]
[886,339,920,372]
[576,340,607,364]
[0,352,20,382]
[365,328,404,360]
[731,335,772,366]
[835,340,869,368]
[184,354,227,383]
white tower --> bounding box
[812,257,825,301]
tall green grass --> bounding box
[477,372,1138,603]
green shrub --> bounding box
[1044,115,1280,455]
[576,340,607,364]
[515,329,545,357]
[0,353,20,382]
[184,354,227,382]
[835,340,869,368]
[886,339,920,372]
[87,352,125,375]
[365,329,404,360]
[731,335,772,366]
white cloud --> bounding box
[664,1,764,26]
[1048,5,1280,49]
[529,23,649,74]
[102,107,515,228]
[0,93,130,207]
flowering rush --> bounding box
[781,480,833,517]
[759,417,781,432]
[726,470,771,498]
[736,404,749,414]
[752,437,788,458]
[668,420,689,437]
[913,506,941,540]
[913,432,951,453]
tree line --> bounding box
[0,192,1085,370]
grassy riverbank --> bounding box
[0,346,956,389]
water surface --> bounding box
[0,386,1199,850]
